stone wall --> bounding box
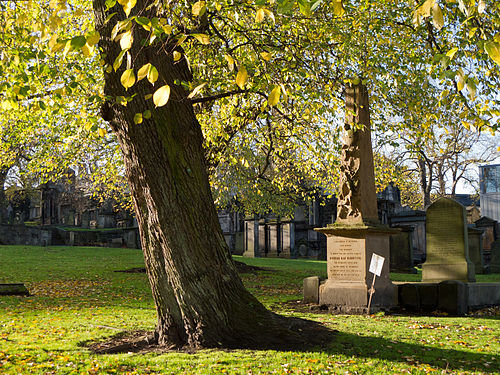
[0,225,51,246]
[0,224,140,249]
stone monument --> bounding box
[489,240,500,274]
[309,83,397,312]
[422,198,475,282]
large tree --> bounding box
[2,0,499,348]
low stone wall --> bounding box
[0,224,141,249]
[0,224,51,246]
[59,227,141,249]
[397,281,500,315]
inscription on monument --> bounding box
[327,237,364,281]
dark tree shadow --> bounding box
[81,314,499,373]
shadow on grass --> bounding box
[325,330,499,373]
[81,314,499,373]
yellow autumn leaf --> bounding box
[268,85,281,106]
[187,82,207,99]
[120,69,135,89]
[137,63,151,81]
[235,66,248,89]
[260,52,272,61]
[147,65,158,84]
[118,0,136,17]
[485,41,500,67]
[332,0,345,17]
[224,54,235,71]
[82,43,94,57]
[153,84,171,107]
[432,4,444,30]
[173,51,182,61]
[192,1,206,17]
[255,8,265,23]
[120,30,133,50]
[86,31,100,46]
[192,34,210,44]
[98,128,107,137]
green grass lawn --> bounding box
[0,245,498,374]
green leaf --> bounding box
[70,36,86,49]
[143,110,152,119]
[120,69,135,89]
[133,112,143,124]
[153,84,171,107]
[113,49,127,71]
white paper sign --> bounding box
[369,253,385,277]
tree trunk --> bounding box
[93,0,272,348]
[417,156,431,209]
[0,167,9,224]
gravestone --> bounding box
[467,227,484,274]
[390,227,415,273]
[422,198,475,282]
[490,241,500,273]
[311,83,397,311]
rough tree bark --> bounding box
[92,0,281,348]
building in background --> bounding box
[480,164,500,222]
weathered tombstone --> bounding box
[468,227,484,274]
[422,198,475,282]
[490,241,500,273]
[311,83,397,312]
[389,227,415,273]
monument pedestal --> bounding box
[315,224,398,312]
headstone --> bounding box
[490,241,500,273]
[312,83,397,312]
[422,198,475,282]
[467,227,484,274]
[389,227,415,273]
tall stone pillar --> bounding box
[310,83,397,312]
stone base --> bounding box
[422,262,475,283]
[397,281,500,316]
[319,280,396,308]
[0,283,30,296]
[319,280,367,306]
